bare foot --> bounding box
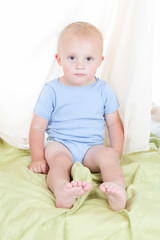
[99,182,126,211]
[54,181,92,209]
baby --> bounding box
[29,22,126,211]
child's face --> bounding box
[56,33,104,86]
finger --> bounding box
[29,166,34,172]
[29,165,35,172]
[41,164,47,174]
[33,167,39,173]
[37,166,43,173]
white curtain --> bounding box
[152,0,160,105]
[0,0,157,153]
[101,0,154,153]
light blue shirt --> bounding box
[34,77,119,144]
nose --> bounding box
[75,60,84,69]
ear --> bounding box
[98,56,104,67]
[101,56,104,62]
[55,54,61,65]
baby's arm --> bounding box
[29,114,49,174]
[105,111,124,158]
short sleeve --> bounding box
[102,82,119,114]
[34,84,56,119]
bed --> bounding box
[0,134,160,240]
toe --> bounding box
[83,183,92,191]
[99,184,106,192]
[70,181,78,187]
[77,181,83,187]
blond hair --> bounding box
[57,21,103,53]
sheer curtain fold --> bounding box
[0,0,155,153]
[101,0,154,153]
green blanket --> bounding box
[0,136,160,240]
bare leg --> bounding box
[45,142,92,208]
[83,145,126,211]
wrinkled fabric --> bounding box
[0,136,160,240]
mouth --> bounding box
[74,73,86,77]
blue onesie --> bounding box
[34,77,119,163]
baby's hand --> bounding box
[29,159,49,174]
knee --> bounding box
[97,148,120,166]
[48,154,73,169]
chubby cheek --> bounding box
[88,65,99,76]
[62,64,74,76]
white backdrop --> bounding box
[0,0,159,153]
